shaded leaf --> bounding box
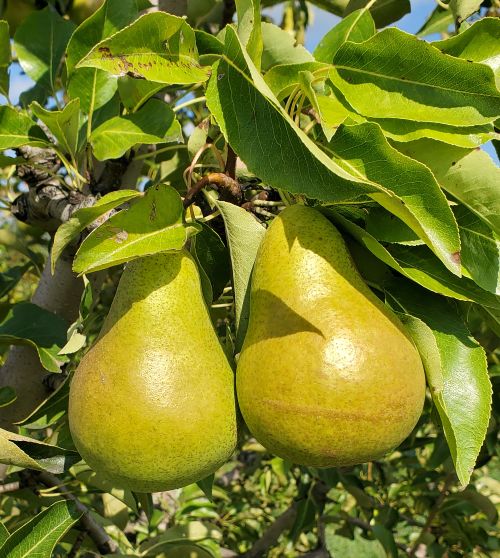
[0,303,68,373]
[261,22,312,71]
[18,377,70,430]
[197,474,215,501]
[139,522,222,556]
[397,140,500,236]
[117,76,165,112]
[31,99,80,160]
[326,122,461,274]
[454,205,499,294]
[0,428,79,474]
[52,190,141,273]
[0,263,33,299]
[90,98,182,160]
[314,8,375,63]
[417,5,454,37]
[13,8,75,94]
[215,200,265,349]
[325,209,498,307]
[191,223,231,302]
[449,0,482,25]
[0,20,10,98]
[74,185,199,274]
[236,0,263,69]
[344,0,410,28]
[330,28,500,126]
[0,500,82,557]
[78,12,209,85]
[0,522,8,547]
[0,106,48,150]
[0,387,16,408]
[388,281,491,486]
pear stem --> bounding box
[183,172,242,208]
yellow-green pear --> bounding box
[69,250,237,492]
[236,205,425,467]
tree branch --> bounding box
[35,471,118,555]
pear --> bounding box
[236,205,425,467]
[69,250,237,492]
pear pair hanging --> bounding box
[69,205,425,492]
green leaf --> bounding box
[396,140,500,236]
[330,28,500,126]
[73,185,198,274]
[31,99,80,160]
[215,200,265,349]
[326,122,461,274]
[236,0,263,69]
[18,377,70,430]
[0,521,8,547]
[0,263,33,299]
[325,209,498,308]
[371,119,499,149]
[417,5,454,37]
[0,20,10,98]
[90,98,182,160]
[206,28,373,203]
[77,12,210,85]
[197,473,215,501]
[52,190,142,274]
[66,0,139,74]
[371,524,398,558]
[433,17,500,88]
[387,244,499,309]
[325,530,385,557]
[191,223,231,302]
[449,0,482,25]
[0,302,68,373]
[0,428,79,473]
[261,22,312,71]
[454,205,499,295]
[208,31,461,273]
[344,0,410,28]
[117,76,165,112]
[388,281,492,486]
[0,387,16,408]
[314,8,375,63]
[0,500,82,558]
[0,106,48,150]
[264,61,330,100]
[68,68,118,116]
[66,0,139,119]
[13,8,75,94]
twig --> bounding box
[68,529,87,558]
[241,504,298,558]
[36,471,118,555]
[183,172,242,207]
[408,474,455,557]
[225,146,237,180]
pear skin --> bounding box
[236,205,425,467]
[69,250,237,492]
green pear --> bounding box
[69,250,237,492]
[236,205,425,467]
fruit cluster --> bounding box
[68,205,425,492]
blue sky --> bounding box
[4,0,499,163]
